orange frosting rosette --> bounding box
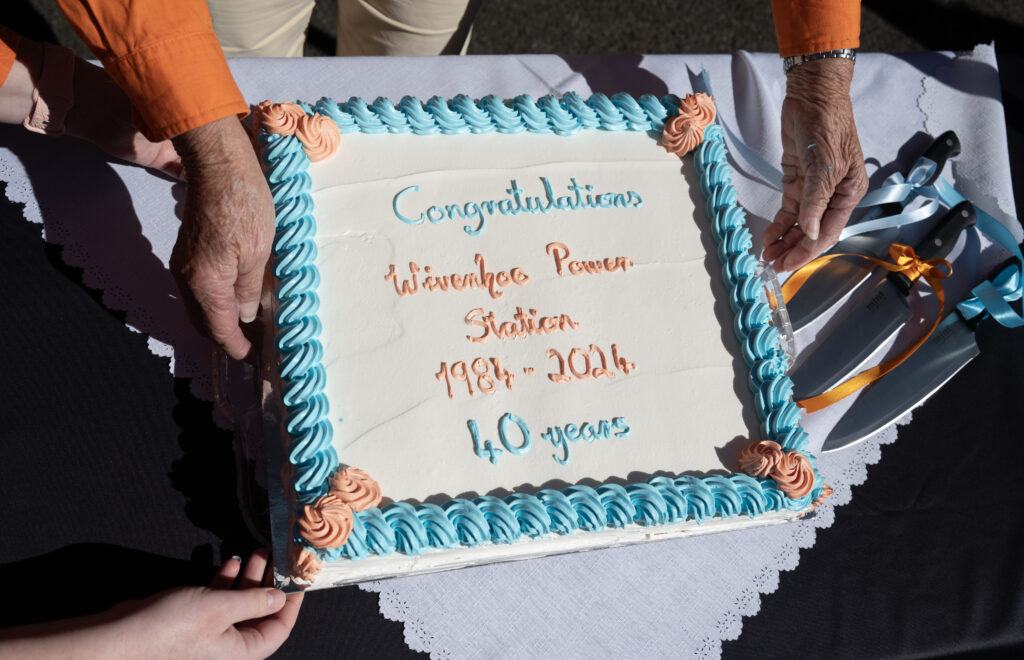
[295,113,341,162]
[291,545,323,584]
[772,451,815,498]
[738,440,816,499]
[679,93,716,127]
[255,100,305,136]
[661,116,704,157]
[737,440,782,478]
[329,466,382,512]
[660,92,717,157]
[298,493,354,548]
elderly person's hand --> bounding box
[171,116,276,360]
[762,58,868,272]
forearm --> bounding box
[0,610,126,660]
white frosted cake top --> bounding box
[310,130,752,503]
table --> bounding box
[1,51,1021,658]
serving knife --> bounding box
[791,200,977,400]
[822,304,985,452]
[787,131,962,331]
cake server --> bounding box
[786,131,962,331]
[820,308,982,451]
[791,200,977,400]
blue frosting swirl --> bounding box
[415,502,460,549]
[565,485,607,531]
[675,476,715,523]
[474,495,522,544]
[339,512,369,560]
[383,501,430,555]
[359,507,397,556]
[596,483,636,529]
[646,476,688,523]
[704,475,742,518]
[444,498,490,547]
[626,482,669,526]
[729,474,769,516]
[506,493,553,538]
[536,489,578,535]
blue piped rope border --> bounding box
[260,94,826,564]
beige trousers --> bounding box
[207,0,475,58]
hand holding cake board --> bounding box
[256,91,829,589]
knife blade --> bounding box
[787,130,962,331]
[785,229,898,331]
[821,309,981,452]
[792,200,977,400]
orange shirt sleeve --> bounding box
[0,26,19,89]
[771,0,861,57]
[53,0,247,141]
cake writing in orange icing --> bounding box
[660,93,717,157]
[255,100,341,162]
[737,440,815,498]
[384,254,530,300]
[546,242,635,278]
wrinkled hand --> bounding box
[104,549,302,660]
[762,59,868,272]
[171,116,276,359]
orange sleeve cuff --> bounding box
[771,0,861,58]
[103,30,247,141]
[0,26,20,89]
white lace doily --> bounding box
[0,49,1013,658]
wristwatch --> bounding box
[783,48,856,75]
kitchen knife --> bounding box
[791,200,977,400]
[821,308,981,452]
[786,131,962,331]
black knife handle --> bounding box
[920,130,961,185]
[874,131,960,218]
[887,200,977,294]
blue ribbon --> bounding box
[837,158,944,240]
[929,178,1024,327]
[957,265,1023,325]
[697,70,785,190]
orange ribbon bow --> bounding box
[781,244,952,413]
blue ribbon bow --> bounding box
[838,158,943,240]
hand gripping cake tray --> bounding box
[253,90,829,590]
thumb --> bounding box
[209,588,287,626]
[798,166,835,242]
[235,257,266,324]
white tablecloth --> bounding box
[0,48,1016,658]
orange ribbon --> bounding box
[781,244,952,413]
